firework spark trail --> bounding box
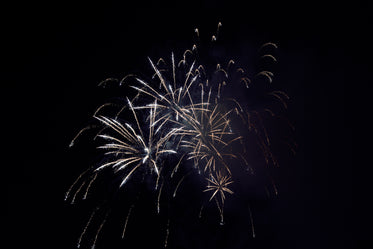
[170,154,185,178]
[83,173,97,199]
[91,211,110,249]
[164,219,170,248]
[157,181,164,213]
[261,54,277,62]
[65,167,91,201]
[77,207,99,248]
[198,204,204,219]
[71,180,86,204]
[69,126,95,148]
[67,22,293,248]
[248,204,256,238]
[215,196,225,225]
[260,42,278,50]
[173,172,192,198]
[121,205,134,238]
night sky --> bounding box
[3,1,368,248]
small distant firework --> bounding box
[66,23,295,248]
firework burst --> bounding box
[66,22,295,248]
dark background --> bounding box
[3,0,368,248]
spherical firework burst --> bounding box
[66,22,295,248]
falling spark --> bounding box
[121,205,134,238]
[173,172,191,198]
[194,28,199,37]
[248,205,256,238]
[91,211,109,249]
[77,207,99,248]
[164,219,170,248]
[157,181,164,213]
[65,167,91,201]
[198,205,204,219]
[69,126,95,147]
[83,173,97,199]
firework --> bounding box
[66,22,294,248]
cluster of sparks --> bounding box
[66,22,294,248]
